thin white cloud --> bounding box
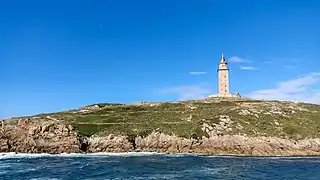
[189,71,207,75]
[158,84,213,100]
[240,66,258,70]
[229,56,250,63]
[248,73,320,104]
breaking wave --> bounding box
[0,152,164,159]
[1,151,319,160]
[1,152,320,179]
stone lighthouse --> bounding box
[218,53,229,95]
[209,53,240,98]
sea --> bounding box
[0,152,319,180]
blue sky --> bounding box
[1,0,320,119]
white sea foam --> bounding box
[0,152,163,159]
[0,152,53,159]
[161,153,202,157]
[1,152,319,160]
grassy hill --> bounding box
[7,98,320,140]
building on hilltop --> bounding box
[209,53,241,98]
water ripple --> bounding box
[0,153,319,180]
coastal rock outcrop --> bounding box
[0,119,86,153]
[133,132,320,156]
[87,135,134,152]
[135,132,199,153]
[1,119,320,156]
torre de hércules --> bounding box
[209,53,241,98]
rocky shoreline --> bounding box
[1,119,320,156]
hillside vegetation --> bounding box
[7,98,320,140]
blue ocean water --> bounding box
[0,152,320,180]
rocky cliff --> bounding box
[1,118,320,155]
[0,119,87,153]
[1,98,320,155]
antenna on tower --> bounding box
[220,53,227,63]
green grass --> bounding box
[21,99,320,140]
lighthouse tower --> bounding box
[218,53,229,95]
[208,53,241,98]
